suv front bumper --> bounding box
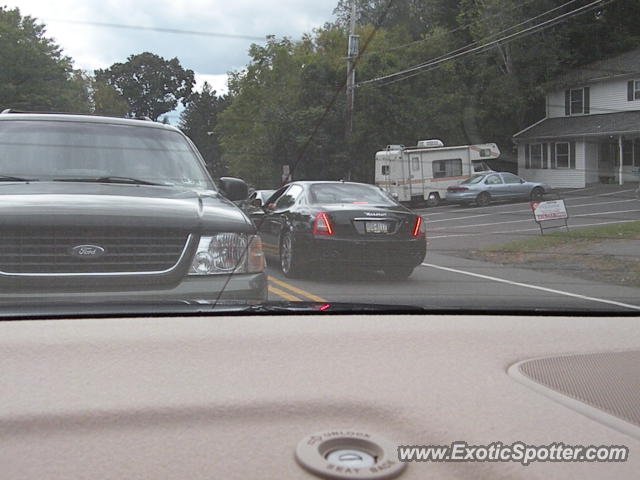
[0,272,268,306]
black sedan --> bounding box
[250,181,426,279]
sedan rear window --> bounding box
[460,175,485,185]
[309,183,396,205]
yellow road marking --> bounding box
[268,276,328,302]
[268,285,301,302]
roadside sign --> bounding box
[531,200,568,221]
[530,199,569,235]
[282,164,291,184]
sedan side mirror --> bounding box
[251,198,263,208]
[520,179,526,184]
[219,177,249,202]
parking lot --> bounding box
[265,184,640,312]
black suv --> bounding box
[0,112,267,306]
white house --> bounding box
[513,48,640,188]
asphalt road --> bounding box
[265,185,640,313]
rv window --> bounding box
[381,165,390,175]
[433,158,462,178]
[411,157,420,171]
[472,160,490,172]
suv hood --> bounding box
[0,182,254,232]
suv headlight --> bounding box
[189,233,265,275]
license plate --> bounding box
[365,221,389,233]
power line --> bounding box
[43,18,266,41]
[358,0,613,88]
[361,0,556,58]
[364,0,609,87]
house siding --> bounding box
[517,142,586,188]
[548,78,640,118]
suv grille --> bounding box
[0,227,189,274]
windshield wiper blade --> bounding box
[0,175,38,182]
[53,176,164,186]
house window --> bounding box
[570,89,583,114]
[530,144,543,169]
[627,80,640,101]
[433,159,462,178]
[555,142,570,168]
[565,87,590,115]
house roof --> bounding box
[551,47,640,89]
[513,111,640,141]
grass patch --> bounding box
[472,221,640,288]
[482,221,640,253]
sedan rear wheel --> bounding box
[280,230,305,278]
[383,266,414,280]
[476,192,490,207]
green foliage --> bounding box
[91,79,129,117]
[95,52,195,120]
[0,6,90,113]
[217,33,349,187]
[218,0,640,187]
[179,82,230,178]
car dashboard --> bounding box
[1,314,639,479]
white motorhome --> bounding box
[375,140,500,205]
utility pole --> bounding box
[345,0,359,179]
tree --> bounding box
[95,52,195,120]
[91,79,129,117]
[0,7,90,112]
[218,0,640,186]
[179,82,230,178]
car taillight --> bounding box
[313,212,334,236]
[412,216,426,238]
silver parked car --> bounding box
[446,172,549,207]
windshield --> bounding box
[0,0,639,319]
[310,183,397,205]
[0,120,213,189]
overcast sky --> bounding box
[8,0,339,121]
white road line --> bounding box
[427,219,638,239]
[418,190,636,217]
[426,213,496,223]
[429,209,640,231]
[600,189,636,196]
[569,199,639,209]
[422,196,597,217]
[556,186,600,194]
[425,199,639,224]
[420,262,640,311]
